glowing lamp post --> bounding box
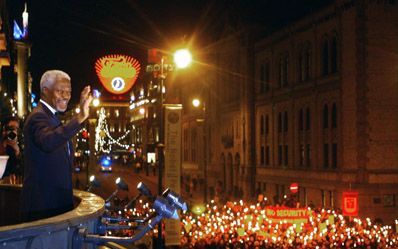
[92,98,100,107]
[192,98,208,202]
[146,48,192,249]
[174,49,192,69]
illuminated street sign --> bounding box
[95,54,141,94]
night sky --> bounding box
[8,0,331,105]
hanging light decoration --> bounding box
[95,107,134,153]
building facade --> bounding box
[182,0,398,223]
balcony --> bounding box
[0,184,104,249]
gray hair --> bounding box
[40,70,71,93]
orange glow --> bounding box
[95,54,141,94]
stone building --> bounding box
[182,0,398,223]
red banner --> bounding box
[265,207,313,223]
[342,191,359,216]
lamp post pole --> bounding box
[157,57,165,249]
[203,102,208,203]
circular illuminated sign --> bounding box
[111,77,125,92]
[95,54,141,95]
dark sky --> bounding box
[8,0,331,105]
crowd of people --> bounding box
[179,200,398,248]
[113,198,398,249]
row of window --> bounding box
[259,142,338,168]
[256,182,335,208]
[258,102,338,168]
[260,103,337,135]
[259,34,339,93]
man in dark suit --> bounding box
[20,70,93,221]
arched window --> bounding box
[332,103,337,128]
[323,104,329,129]
[331,34,338,73]
[322,37,329,76]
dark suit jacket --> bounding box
[20,102,82,221]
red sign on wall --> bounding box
[342,191,359,216]
[290,182,299,194]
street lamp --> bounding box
[192,98,208,203]
[152,48,192,196]
[92,98,100,107]
[147,48,192,248]
[174,49,192,69]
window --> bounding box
[260,115,264,135]
[260,146,265,165]
[283,111,288,132]
[278,145,283,165]
[306,144,311,167]
[265,115,269,134]
[306,107,311,130]
[299,109,304,131]
[260,63,265,93]
[279,53,289,87]
[300,144,304,166]
[332,103,337,128]
[260,62,269,93]
[283,56,289,86]
[184,128,188,160]
[298,43,311,82]
[284,145,288,166]
[279,58,283,88]
[332,143,337,168]
[322,38,329,76]
[278,112,282,133]
[323,104,329,129]
[331,35,338,73]
[266,146,270,165]
[323,143,329,168]
[191,129,197,162]
[260,62,270,93]
[305,45,311,80]
[298,50,304,82]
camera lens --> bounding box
[7,131,17,140]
